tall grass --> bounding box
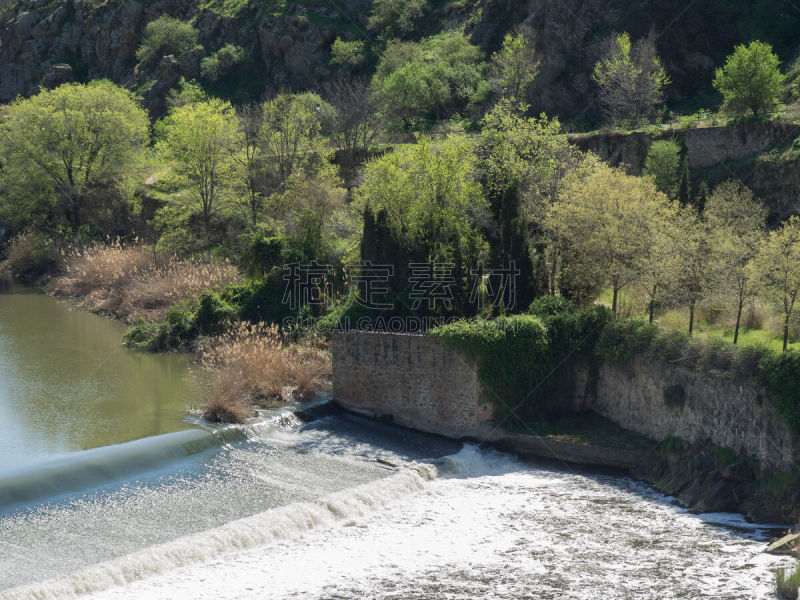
[197,322,331,423]
[51,241,241,321]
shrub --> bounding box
[330,38,365,70]
[595,318,659,364]
[136,16,198,64]
[529,295,576,317]
[758,350,800,440]
[3,232,57,278]
[239,234,307,279]
[200,44,247,82]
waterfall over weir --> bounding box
[0,410,793,600]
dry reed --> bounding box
[51,241,241,321]
[198,322,331,423]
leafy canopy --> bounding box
[490,30,538,100]
[643,139,681,199]
[0,80,149,230]
[713,40,784,115]
[355,135,488,263]
[156,98,241,227]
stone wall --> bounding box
[332,332,796,472]
[331,332,494,439]
[593,361,795,472]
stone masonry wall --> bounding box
[331,332,494,439]
[593,361,795,472]
[332,332,795,471]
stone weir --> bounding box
[331,332,796,474]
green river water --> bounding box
[0,283,200,469]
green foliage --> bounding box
[643,140,681,198]
[0,81,149,233]
[239,233,307,279]
[713,41,785,115]
[368,0,426,39]
[432,305,613,427]
[490,31,538,100]
[372,32,487,129]
[431,315,551,423]
[356,135,487,264]
[136,16,198,64]
[200,44,247,82]
[529,296,576,318]
[757,350,800,440]
[156,98,241,234]
[330,38,365,70]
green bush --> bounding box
[596,318,659,363]
[2,232,57,278]
[239,234,307,279]
[136,16,198,64]
[200,44,247,82]
[529,296,576,317]
[431,315,551,423]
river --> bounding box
[0,286,794,599]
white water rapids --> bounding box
[0,412,794,599]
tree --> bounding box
[367,0,426,39]
[200,44,248,83]
[705,180,766,344]
[480,99,581,302]
[592,32,669,124]
[277,167,351,262]
[233,103,265,226]
[668,206,712,334]
[636,201,680,323]
[677,151,691,206]
[136,16,198,65]
[156,99,241,233]
[321,78,384,173]
[259,93,328,192]
[545,156,671,314]
[372,32,487,129]
[749,216,800,350]
[713,41,784,116]
[642,139,681,198]
[356,135,488,264]
[490,28,538,100]
[0,81,149,231]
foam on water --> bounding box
[0,422,793,600]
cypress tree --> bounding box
[678,153,691,206]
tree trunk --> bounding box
[784,315,790,351]
[649,298,655,324]
[612,286,618,316]
[733,297,743,345]
[688,301,695,335]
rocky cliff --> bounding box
[2,0,799,120]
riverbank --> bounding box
[1,245,331,423]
